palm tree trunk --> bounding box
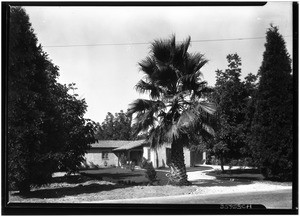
[169,138,190,186]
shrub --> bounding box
[119,154,128,166]
[140,157,157,185]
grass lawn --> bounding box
[80,167,168,185]
[80,166,213,186]
[9,166,202,203]
[156,165,213,172]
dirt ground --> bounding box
[8,167,292,203]
[9,180,198,203]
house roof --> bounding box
[90,140,147,149]
[90,140,131,148]
[113,140,148,151]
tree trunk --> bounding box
[18,180,31,194]
[220,155,225,173]
[169,138,190,186]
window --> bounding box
[102,151,109,160]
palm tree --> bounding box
[128,35,215,185]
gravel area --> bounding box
[191,181,292,196]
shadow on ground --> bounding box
[205,168,264,181]
[11,166,257,200]
[11,169,168,200]
[191,178,253,187]
[187,166,213,172]
[81,172,143,180]
[12,182,127,199]
[81,168,170,186]
[206,168,261,175]
[10,172,138,199]
[80,169,150,185]
[50,175,92,184]
[156,166,213,172]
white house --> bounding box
[83,140,206,169]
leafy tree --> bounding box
[8,7,96,193]
[208,54,257,171]
[128,35,215,185]
[250,25,293,181]
[95,110,133,140]
[46,83,96,173]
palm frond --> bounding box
[151,38,172,64]
[192,83,214,99]
[181,36,191,56]
[197,59,209,71]
[128,99,165,115]
[172,36,190,68]
[165,123,180,141]
[201,123,215,136]
[176,101,216,137]
[195,81,210,91]
[154,65,178,87]
[196,101,216,115]
[179,72,199,89]
[138,57,157,78]
[135,110,156,131]
[185,53,208,75]
[162,90,190,104]
[148,126,166,149]
[177,108,198,128]
[135,80,162,99]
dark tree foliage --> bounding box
[250,25,293,181]
[208,54,257,171]
[95,110,134,140]
[8,7,96,193]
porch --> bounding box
[113,140,147,166]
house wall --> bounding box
[142,146,151,160]
[152,145,167,168]
[84,145,206,169]
[143,144,192,168]
[184,147,191,167]
[83,148,118,168]
[142,146,157,167]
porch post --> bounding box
[127,150,130,162]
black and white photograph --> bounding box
[2,1,297,214]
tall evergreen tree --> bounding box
[250,25,293,181]
[8,7,96,193]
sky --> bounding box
[23,2,293,124]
